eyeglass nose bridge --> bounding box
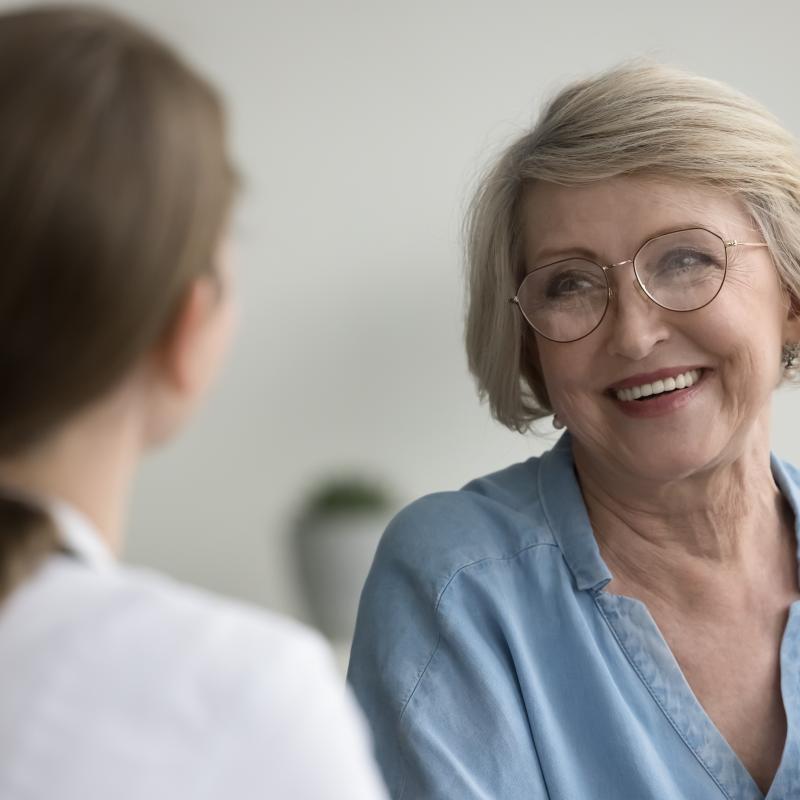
[600,258,648,303]
[604,258,634,271]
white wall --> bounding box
[10,0,800,622]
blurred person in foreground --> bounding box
[349,63,800,799]
[0,6,386,799]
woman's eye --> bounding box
[659,248,716,273]
[545,272,601,298]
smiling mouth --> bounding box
[612,369,703,402]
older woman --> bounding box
[348,63,800,800]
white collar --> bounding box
[46,497,115,572]
[0,485,114,572]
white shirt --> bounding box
[0,501,388,800]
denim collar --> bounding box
[538,430,800,592]
[538,431,612,592]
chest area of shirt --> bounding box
[587,590,800,799]
[653,609,788,794]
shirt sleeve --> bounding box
[347,496,551,799]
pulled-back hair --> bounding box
[0,5,236,597]
[465,61,800,432]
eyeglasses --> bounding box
[510,227,769,343]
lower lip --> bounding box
[611,371,709,418]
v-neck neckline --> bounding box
[538,433,800,799]
[594,590,800,799]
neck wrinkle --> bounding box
[575,442,795,604]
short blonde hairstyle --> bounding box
[465,61,800,432]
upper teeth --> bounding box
[615,369,701,402]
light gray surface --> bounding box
[9,0,798,624]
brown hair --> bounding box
[464,61,800,431]
[0,5,236,597]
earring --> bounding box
[552,414,565,430]
[784,343,800,379]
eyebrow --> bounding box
[530,244,599,265]
[527,222,727,271]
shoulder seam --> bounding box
[431,541,560,619]
[395,539,559,724]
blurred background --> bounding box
[9,0,800,645]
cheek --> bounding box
[688,304,783,411]
[712,285,784,363]
[536,339,596,407]
[534,340,561,397]
[720,336,781,397]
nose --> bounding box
[603,263,669,360]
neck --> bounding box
[0,390,144,556]
[573,428,797,605]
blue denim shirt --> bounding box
[348,433,800,799]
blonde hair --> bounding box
[0,5,236,599]
[465,61,800,432]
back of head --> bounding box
[0,4,236,597]
[465,61,800,431]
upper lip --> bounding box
[607,366,706,392]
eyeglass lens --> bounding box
[516,228,727,342]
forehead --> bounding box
[520,176,755,266]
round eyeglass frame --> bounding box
[509,227,770,343]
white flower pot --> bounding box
[295,510,391,643]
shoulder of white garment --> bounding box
[0,501,388,800]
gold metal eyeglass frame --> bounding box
[509,227,770,343]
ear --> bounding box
[158,275,223,396]
[138,275,228,448]
[783,289,800,344]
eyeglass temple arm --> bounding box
[725,240,770,248]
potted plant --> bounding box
[294,475,395,644]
